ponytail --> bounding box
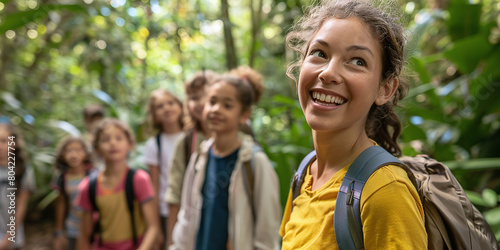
[366,103,402,156]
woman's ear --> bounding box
[376,77,399,105]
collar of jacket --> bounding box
[198,132,255,170]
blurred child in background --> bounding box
[143,89,185,248]
[82,104,105,169]
[82,105,105,145]
[164,70,218,247]
[0,123,36,249]
[170,67,281,250]
[52,136,94,250]
[76,119,159,250]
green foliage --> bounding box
[254,95,312,207]
[466,188,500,239]
[446,1,482,41]
[401,0,500,241]
[1,0,499,243]
[0,4,86,34]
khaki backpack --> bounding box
[400,155,498,250]
[291,146,499,250]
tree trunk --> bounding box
[142,5,152,90]
[221,0,237,70]
[0,2,18,90]
[249,0,263,68]
[172,0,185,81]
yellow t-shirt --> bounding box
[280,163,427,250]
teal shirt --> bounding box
[195,147,240,250]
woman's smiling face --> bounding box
[298,17,385,134]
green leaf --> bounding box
[446,1,482,41]
[465,190,489,207]
[273,95,295,105]
[405,83,435,100]
[404,104,446,123]
[481,45,500,81]
[0,4,86,34]
[444,158,500,170]
[37,190,59,210]
[483,206,500,225]
[408,56,431,84]
[444,34,492,74]
[419,53,445,65]
[482,189,498,207]
[402,122,426,141]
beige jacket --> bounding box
[170,134,281,250]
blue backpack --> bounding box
[291,146,498,250]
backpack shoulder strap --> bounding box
[88,172,99,211]
[242,144,261,219]
[334,146,404,250]
[184,129,195,169]
[125,168,138,247]
[243,161,254,202]
[156,134,162,172]
[291,150,317,208]
[87,171,101,245]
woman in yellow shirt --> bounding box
[280,0,427,249]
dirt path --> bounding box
[22,220,53,250]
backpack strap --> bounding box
[242,144,261,221]
[156,134,162,172]
[243,161,254,203]
[88,169,138,247]
[291,150,317,210]
[125,168,138,247]
[334,146,405,250]
[184,129,195,169]
[88,171,102,246]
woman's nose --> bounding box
[318,59,343,85]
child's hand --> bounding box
[53,234,68,250]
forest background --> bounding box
[1,0,500,245]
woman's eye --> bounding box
[311,50,326,58]
[348,58,366,67]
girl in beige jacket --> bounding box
[170,67,281,250]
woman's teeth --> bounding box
[312,92,346,105]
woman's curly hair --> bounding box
[286,0,408,156]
